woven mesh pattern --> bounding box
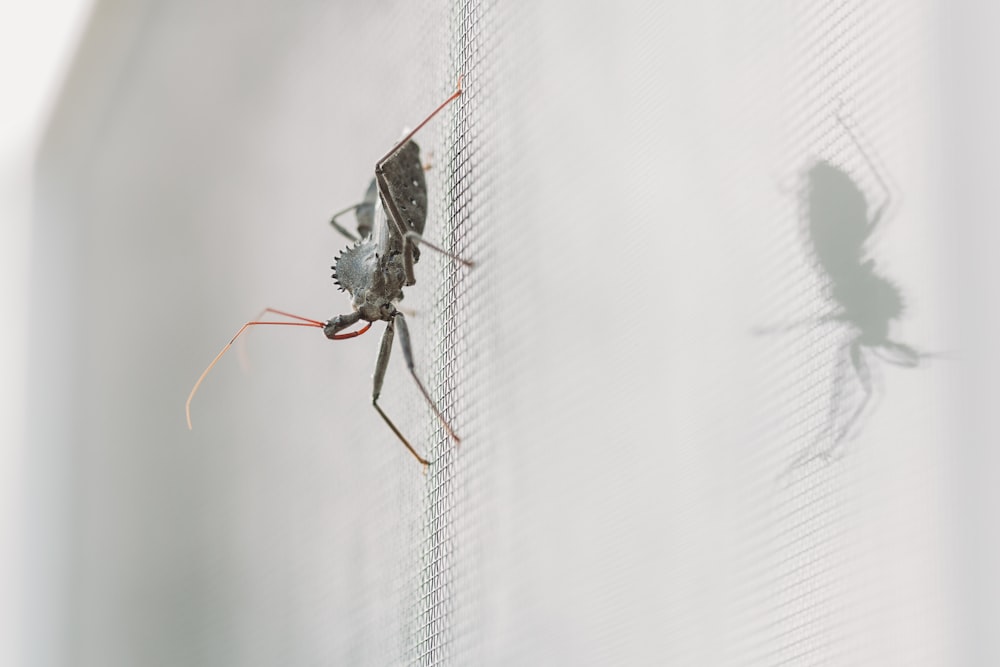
[415,2,503,663]
[734,3,954,665]
[414,1,952,664]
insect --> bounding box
[766,112,924,466]
[186,76,471,467]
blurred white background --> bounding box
[1,3,92,666]
[6,1,1000,665]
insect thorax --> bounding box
[332,238,407,321]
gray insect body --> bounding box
[186,79,466,467]
[332,142,426,322]
[321,82,468,465]
[334,225,405,321]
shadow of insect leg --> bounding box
[776,344,849,485]
[877,340,922,367]
[817,341,851,458]
[751,312,839,336]
[835,110,893,231]
[837,339,873,443]
[792,339,853,469]
[371,320,430,467]
[393,313,461,445]
[324,311,362,338]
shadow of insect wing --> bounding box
[806,161,873,280]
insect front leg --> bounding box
[329,180,378,241]
[328,204,362,242]
[371,320,430,466]
[323,311,362,338]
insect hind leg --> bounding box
[392,312,461,445]
[404,231,475,267]
[371,320,430,467]
[368,313,461,466]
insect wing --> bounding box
[355,179,378,238]
[371,193,393,258]
[379,140,428,237]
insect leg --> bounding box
[323,311,362,338]
[330,180,378,241]
[403,231,475,267]
[393,312,461,444]
[327,203,362,242]
[371,321,430,466]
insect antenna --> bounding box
[376,75,464,166]
[185,309,372,429]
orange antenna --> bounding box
[376,75,463,165]
[185,309,371,429]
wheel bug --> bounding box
[761,111,925,467]
[186,76,472,467]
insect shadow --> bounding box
[759,114,925,472]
